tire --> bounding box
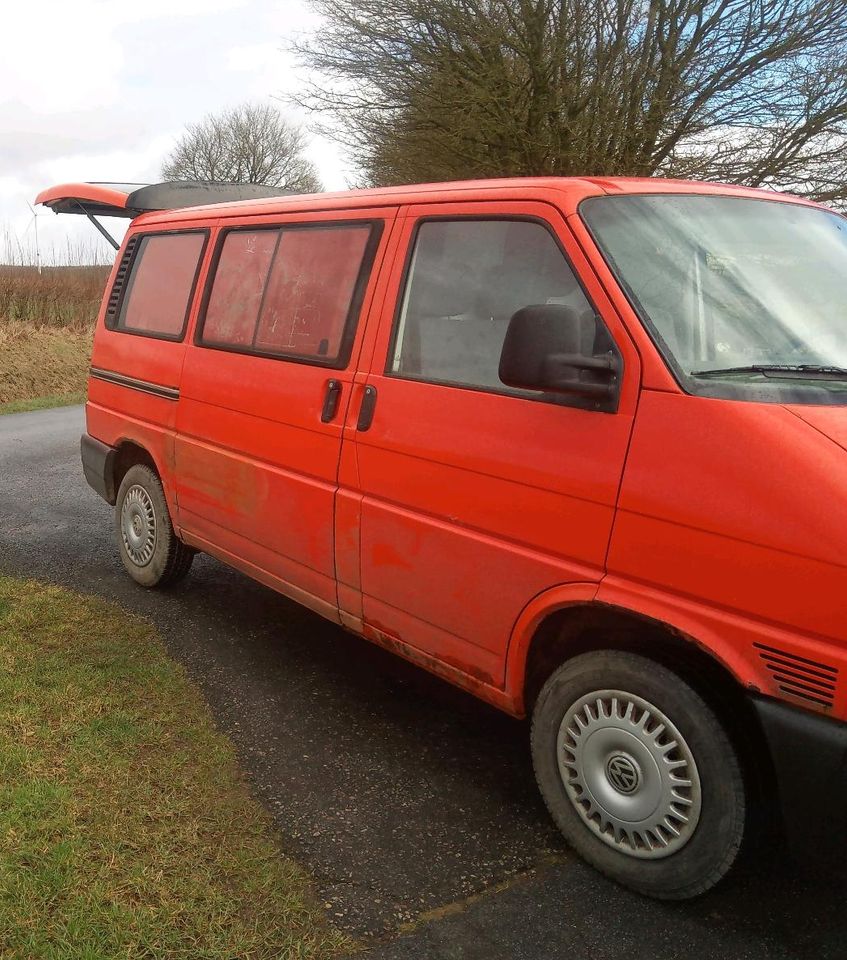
[114,463,195,588]
[531,650,745,900]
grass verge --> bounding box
[0,577,351,959]
[0,322,93,406]
[0,392,86,416]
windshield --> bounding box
[581,194,847,405]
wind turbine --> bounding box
[23,200,49,274]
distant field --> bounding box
[0,265,107,408]
[0,264,108,328]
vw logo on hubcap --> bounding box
[606,753,641,794]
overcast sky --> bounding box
[1,0,352,263]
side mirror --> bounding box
[498,304,620,411]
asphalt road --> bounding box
[1,404,845,959]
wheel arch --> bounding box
[505,589,777,824]
[517,601,748,716]
[112,439,160,492]
[109,439,181,523]
[507,586,758,715]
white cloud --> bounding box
[1,0,353,263]
[2,7,124,113]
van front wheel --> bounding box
[531,650,746,899]
[114,464,194,588]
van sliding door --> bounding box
[174,207,399,621]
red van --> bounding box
[38,176,847,899]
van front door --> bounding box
[348,201,639,686]
[175,208,397,620]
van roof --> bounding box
[37,176,821,225]
[134,176,823,224]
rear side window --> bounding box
[202,231,278,347]
[200,222,378,366]
[114,232,206,340]
[389,219,600,395]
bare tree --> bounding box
[162,102,323,193]
[294,0,847,204]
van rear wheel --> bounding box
[531,650,745,900]
[115,464,194,588]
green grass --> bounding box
[0,392,86,415]
[0,577,351,959]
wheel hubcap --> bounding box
[120,484,157,567]
[605,753,641,794]
[557,690,701,859]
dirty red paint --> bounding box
[50,175,847,726]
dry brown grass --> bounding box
[0,322,93,405]
[0,265,107,407]
[0,265,109,329]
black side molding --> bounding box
[80,433,117,505]
[90,367,179,400]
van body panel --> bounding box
[85,400,179,518]
[333,221,409,623]
[614,390,847,579]
[179,525,341,624]
[127,176,820,231]
[347,200,641,685]
[175,352,345,606]
[596,575,847,717]
[787,405,847,454]
[90,333,185,401]
[174,207,400,613]
[608,389,847,717]
[360,615,518,712]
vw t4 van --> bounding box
[37,176,847,898]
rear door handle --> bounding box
[357,385,378,431]
[321,379,342,423]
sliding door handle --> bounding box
[321,379,342,423]
[357,385,378,431]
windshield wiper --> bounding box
[691,364,847,380]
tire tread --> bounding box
[530,650,746,900]
[115,464,194,588]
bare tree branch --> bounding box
[162,102,323,193]
[290,0,847,204]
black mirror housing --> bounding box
[499,304,621,412]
